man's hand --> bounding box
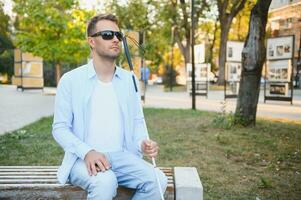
[141,139,159,159]
[84,150,111,176]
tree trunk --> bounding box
[55,62,62,86]
[216,0,247,85]
[235,0,272,126]
[174,28,191,65]
[217,20,231,85]
[208,20,218,71]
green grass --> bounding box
[0,108,300,199]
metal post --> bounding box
[191,0,196,110]
[20,49,23,92]
[170,26,175,92]
[140,30,146,102]
[296,31,301,88]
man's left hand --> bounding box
[141,139,159,158]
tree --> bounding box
[228,1,256,41]
[165,0,210,65]
[0,1,14,80]
[235,0,272,126]
[216,0,247,84]
[0,1,13,53]
[13,0,93,85]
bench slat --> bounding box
[0,176,57,179]
[0,172,57,175]
[0,166,58,169]
[0,169,58,172]
[0,179,59,183]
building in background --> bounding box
[268,0,301,87]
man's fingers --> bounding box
[101,156,111,170]
[96,160,106,172]
[146,146,159,154]
[95,165,101,172]
[90,162,97,176]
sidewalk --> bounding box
[142,85,301,122]
[0,85,55,135]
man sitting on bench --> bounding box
[52,13,167,200]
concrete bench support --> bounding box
[174,167,203,200]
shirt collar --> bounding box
[87,59,122,80]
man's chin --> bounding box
[96,52,120,60]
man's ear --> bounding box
[88,37,94,49]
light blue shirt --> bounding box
[52,60,149,184]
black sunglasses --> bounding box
[90,30,123,41]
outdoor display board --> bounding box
[194,43,205,64]
[186,63,210,97]
[264,36,294,104]
[12,49,44,90]
[224,41,244,99]
[226,62,242,82]
[226,41,244,62]
[267,36,294,60]
[186,43,209,97]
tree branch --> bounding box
[231,0,247,18]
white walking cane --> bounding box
[122,35,165,200]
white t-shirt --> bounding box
[86,79,124,153]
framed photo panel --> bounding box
[226,62,242,81]
[186,63,210,81]
[226,41,244,62]
[267,36,294,60]
[194,43,205,64]
[267,59,291,82]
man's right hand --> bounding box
[84,150,111,176]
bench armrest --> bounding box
[174,167,203,200]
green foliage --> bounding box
[0,2,14,80]
[0,1,12,46]
[212,101,236,129]
[0,50,14,78]
[105,0,170,71]
[228,0,256,41]
[12,0,94,64]
[0,1,13,52]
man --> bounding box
[52,13,167,200]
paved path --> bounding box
[0,85,55,135]
[1,83,300,135]
[143,85,301,122]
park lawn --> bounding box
[0,108,300,200]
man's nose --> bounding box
[112,34,120,42]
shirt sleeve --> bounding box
[52,74,93,160]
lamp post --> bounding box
[170,25,175,92]
[140,30,146,102]
[191,0,196,109]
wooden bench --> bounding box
[0,166,174,200]
[0,166,203,200]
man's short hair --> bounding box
[87,13,118,37]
